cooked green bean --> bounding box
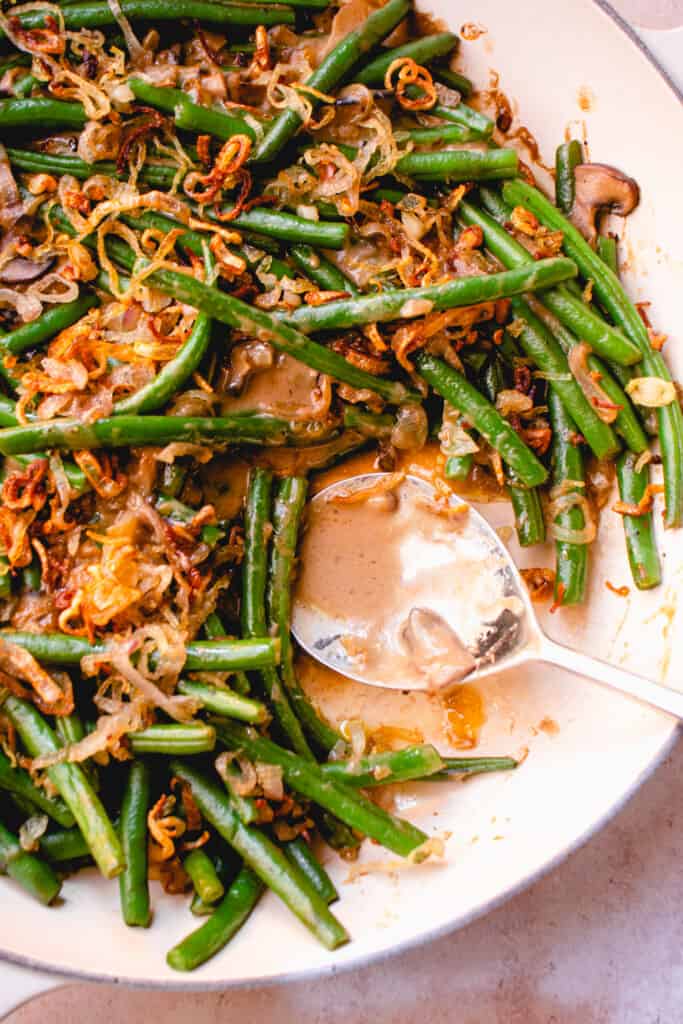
[184,848,225,905]
[215,721,430,858]
[167,865,263,971]
[0,293,98,359]
[616,452,662,590]
[177,679,268,724]
[416,353,548,487]
[252,0,411,162]
[508,481,546,547]
[548,387,589,605]
[0,750,74,828]
[510,295,620,460]
[320,744,444,787]
[243,468,313,758]
[288,244,360,296]
[0,632,280,671]
[129,723,216,755]
[503,178,683,528]
[555,140,583,213]
[0,412,332,456]
[458,199,641,366]
[285,257,577,334]
[267,476,341,754]
[39,825,91,863]
[434,67,474,97]
[0,98,86,130]
[1,0,295,40]
[3,696,124,879]
[0,818,61,905]
[355,32,458,85]
[170,760,349,949]
[524,295,648,455]
[283,838,338,904]
[398,147,518,182]
[119,761,152,928]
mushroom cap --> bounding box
[0,255,55,285]
[570,162,640,244]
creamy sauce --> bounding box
[220,350,323,420]
[294,474,522,692]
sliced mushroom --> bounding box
[570,163,640,245]
[0,143,24,231]
[0,255,55,285]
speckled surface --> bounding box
[6,4,683,1022]
[7,737,683,1023]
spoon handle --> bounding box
[538,635,683,720]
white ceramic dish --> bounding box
[1,1,681,1015]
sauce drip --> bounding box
[444,684,486,748]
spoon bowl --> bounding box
[292,472,683,718]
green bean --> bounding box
[510,296,620,460]
[555,140,583,213]
[355,32,458,85]
[0,293,98,360]
[404,87,494,137]
[190,892,215,916]
[39,824,91,863]
[8,147,178,189]
[3,696,124,878]
[211,206,349,250]
[503,178,683,528]
[252,0,411,162]
[158,462,187,500]
[177,679,268,724]
[398,147,518,182]
[508,481,546,546]
[185,848,225,905]
[434,67,474,97]
[114,313,212,415]
[21,557,41,593]
[0,750,74,828]
[288,244,360,296]
[55,713,85,747]
[439,755,518,775]
[342,405,393,438]
[458,199,641,367]
[119,761,152,928]
[283,838,338,904]
[0,819,61,905]
[1,0,294,40]
[268,476,342,754]
[0,631,280,671]
[167,865,263,971]
[200,615,251,697]
[597,235,618,274]
[243,469,313,759]
[170,760,349,949]
[286,256,576,334]
[0,98,87,130]
[129,723,216,755]
[444,454,473,479]
[416,353,547,487]
[477,184,511,224]
[548,387,589,606]
[403,123,473,145]
[0,412,332,456]
[11,74,39,99]
[51,205,416,406]
[0,559,11,600]
[616,452,662,590]
[0,55,30,76]
[215,722,430,858]
[320,744,444,788]
[523,295,647,455]
[217,758,260,825]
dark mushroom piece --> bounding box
[0,143,24,232]
[570,163,640,245]
[0,255,55,285]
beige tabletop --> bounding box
[7,3,683,1022]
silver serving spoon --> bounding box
[292,472,683,719]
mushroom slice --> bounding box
[570,163,640,244]
[0,255,55,285]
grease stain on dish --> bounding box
[577,86,595,112]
